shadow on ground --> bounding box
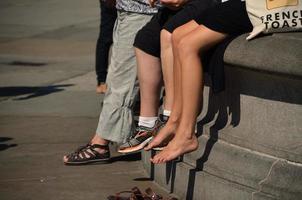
[0,84,74,100]
[0,137,17,151]
[111,152,141,163]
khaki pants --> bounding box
[96,11,153,143]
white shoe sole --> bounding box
[118,137,153,154]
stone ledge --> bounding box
[224,33,302,78]
[184,135,302,199]
[142,135,302,200]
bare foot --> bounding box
[63,134,108,163]
[144,120,178,151]
[150,132,198,164]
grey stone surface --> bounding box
[225,33,302,77]
[185,135,277,190]
[143,148,302,200]
[185,135,302,199]
[201,66,302,163]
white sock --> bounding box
[138,116,158,128]
[163,109,171,117]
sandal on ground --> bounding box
[107,187,178,200]
[64,143,110,165]
[144,188,163,200]
[107,187,145,200]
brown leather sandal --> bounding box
[144,188,163,200]
[64,143,110,165]
[144,187,178,200]
[107,187,144,200]
[107,187,177,200]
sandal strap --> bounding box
[131,187,144,200]
[75,143,91,152]
[90,143,109,150]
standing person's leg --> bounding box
[96,11,153,144]
[95,0,117,93]
[151,23,227,164]
[63,11,153,165]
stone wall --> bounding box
[142,32,302,200]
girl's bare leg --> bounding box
[160,29,174,113]
[145,21,199,150]
[151,24,227,164]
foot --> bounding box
[150,131,198,164]
[118,120,163,154]
[144,117,177,151]
[96,83,107,94]
[63,135,110,165]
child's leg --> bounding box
[151,24,227,164]
[135,48,162,117]
[145,21,200,150]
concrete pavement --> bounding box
[0,1,172,199]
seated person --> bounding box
[118,0,218,153]
[148,0,253,164]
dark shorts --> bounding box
[195,0,253,35]
[134,0,217,58]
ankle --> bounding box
[168,115,180,124]
[91,134,109,145]
[176,125,196,139]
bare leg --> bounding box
[145,21,200,150]
[151,24,227,164]
[160,29,174,112]
[135,48,162,117]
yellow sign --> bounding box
[266,0,298,10]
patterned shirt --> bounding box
[116,0,158,14]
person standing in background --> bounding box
[95,0,117,94]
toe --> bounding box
[157,158,163,164]
[144,144,152,151]
[152,155,160,164]
[63,155,68,163]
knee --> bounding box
[177,36,199,58]
[171,27,183,47]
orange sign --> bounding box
[266,0,298,10]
